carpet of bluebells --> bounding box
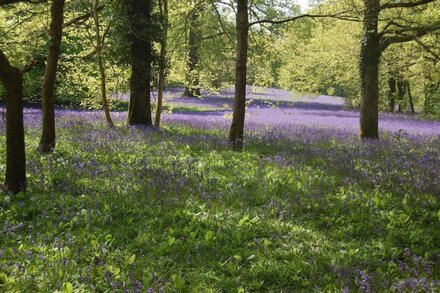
[0,88,440,292]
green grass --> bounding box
[0,121,439,292]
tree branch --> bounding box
[248,10,361,27]
[380,0,437,10]
[415,39,440,61]
[0,0,46,6]
[380,22,440,50]
[63,5,104,28]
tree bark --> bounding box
[229,0,249,150]
[92,0,114,127]
[387,77,396,112]
[406,80,415,114]
[183,7,201,97]
[126,0,153,126]
[39,0,65,153]
[155,0,168,127]
[359,0,381,139]
[0,50,26,194]
[396,79,405,113]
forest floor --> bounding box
[0,88,439,291]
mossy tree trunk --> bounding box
[126,0,153,126]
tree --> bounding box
[226,0,353,150]
[125,0,153,126]
[0,51,26,193]
[39,0,66,153]
[229,0,249,150]
[183,1,202,97]
[92,0,114,127]
[359,0,440,139]
[0,0,47,193]
[387,77,396,112]
[155,0,168,127]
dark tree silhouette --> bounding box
[39,0,66,153]
[125,0,153,126]
[229,0,249,151]
[0,51,26,194]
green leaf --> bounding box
[263,238,272,247]
[61,282,73,293]
[246,254,256,261]
[168,237,176,246]
[127,254,136,265]
[172,274,185,289]
[205,230,214,241]
[238,215,250,226]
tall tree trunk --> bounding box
[229,0,249,150]
[396,79,405,113]
[155,0,168,127]
[359,0,381,140]
[39,0,65,153]
[0,51,26,194]
[387,77,396,113]
[126,0,153,126]
[423,83,431,114]
[92,0,114,127]
[406,80,415,114]
[183,8,201,97]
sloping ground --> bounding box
[0,88,439,291]
[2,86,439,136]
[157,87,440,137]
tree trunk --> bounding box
[0,50,26,194]
[229,0,249,150]
[396,79,405,113]
[126,0,153,126]
[359,0,381,140]
[387,77,396,113]
[39,0,65,153]
[406,80,415,114]
[155,0,168,127]
[183,7,201,97]
[92,0,114,127]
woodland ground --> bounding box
[0,87,439,292]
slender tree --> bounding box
[406,81,415,114]
[388,77,396,113]
[0,51,26,194]
[223,1,353,150]
[229,0,249,150]
[92,0,114,127]
[39,0,65,153]
[396,79,405,113]
[183,4,202,97]
[155,0,168,127]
